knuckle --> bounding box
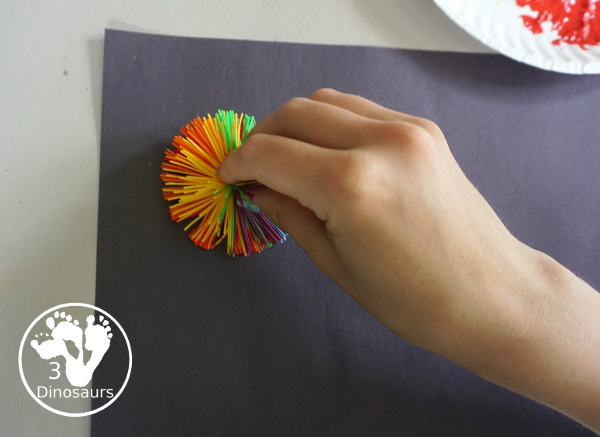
[375,121,437,154]
[408,116,444,139]
[377,120,421,143]
[310,88,339,101]
[325,151,378,208]
[279,97,310,117]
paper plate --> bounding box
[433,0,600,74]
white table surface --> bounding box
[0,1,490,435]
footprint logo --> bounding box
[19,303,132,417]
[30,311,113,387]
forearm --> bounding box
[437,245,600,432]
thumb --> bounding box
[251,187,345,279]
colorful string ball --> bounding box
[160,110,286,256]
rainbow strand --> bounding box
[160,110,286,256]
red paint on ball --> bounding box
[516,0,600,48]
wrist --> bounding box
[436,243,600,430]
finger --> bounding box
[310,88,405,122]
[218,132,340,215]
[249,96,373,150]
[252,187,347,281]
[310,88,445,141]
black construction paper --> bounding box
[93,29,600,436]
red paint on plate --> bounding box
[517,0,600,48]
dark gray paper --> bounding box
[93,29,600,436]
